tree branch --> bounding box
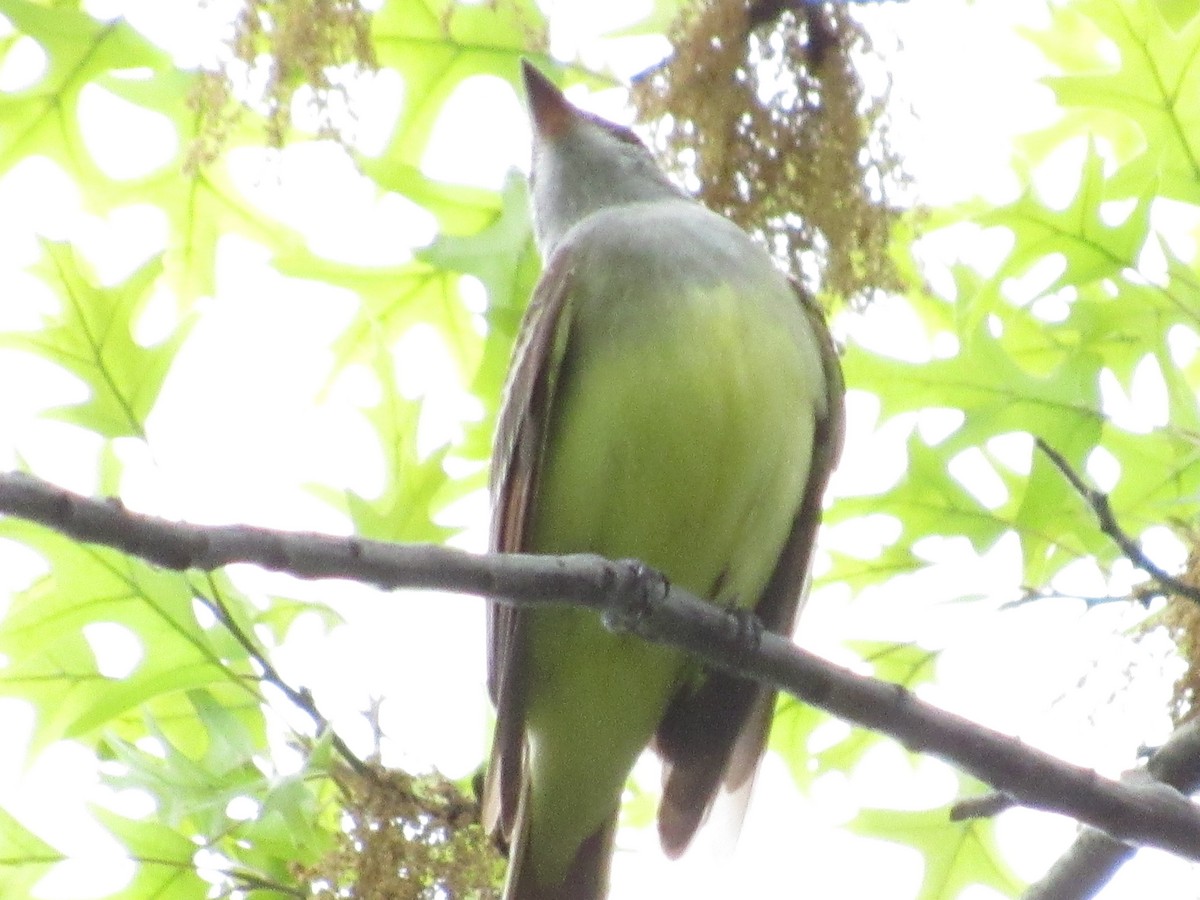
[3,470,1200,863]
[1023,717,1200,899]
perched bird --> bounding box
[483,60,845,900]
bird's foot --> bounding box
[601,558,670,638]
[725,607,765,672]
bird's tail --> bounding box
[502,795,619,900]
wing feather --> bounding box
[482,247,577,840]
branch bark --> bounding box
[2,470,1200,865]
[1023,717,1200,899]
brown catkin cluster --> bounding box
[632,0,909,309]
[188,0,377,169]
[298,765,504,899]
[1161,542,1200,725]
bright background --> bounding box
[1,0,1197,897]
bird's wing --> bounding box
[482,245,578,840]
[655,280,846,856]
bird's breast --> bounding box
[530,272,819,608]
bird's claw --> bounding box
[602,559,668,636]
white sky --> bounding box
[0,0,1195,898]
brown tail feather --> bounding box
[503,799,619,900]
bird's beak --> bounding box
[521,59,576,140]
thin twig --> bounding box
[950,792,1016,821]
[229,870,309,898]
[1035,438,1200,605]
[197,572,374,780]
[1004,585,1165,611]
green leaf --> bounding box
[773,644,941,790]
[420,173,536,320]
[88,68,309,302]
[102,692,333,892]
[0,520,260,755]
[1105,425,1200,530]
[0,1,170,185]
[104,691,265,836]
[357,158,504,234]
[769,695,827,790]
[420,172,541,462]
[253,596,345,646]
[277,248,480,377]
[851,803,1025,899]
[844,322,1104,449]
[317,348,457,544]
[246,772,334,867]
[822,544,928,592]
[837,314,1111,584]
[818,644,943,773]
[369,0,549,168]
[857,641,942,686]
[92,808,208,900]
[831,436,1013,561]
[978,140,1152,291]
[1031,0,1200,204]
[1,243,188,440]
[1012,434,1112,585]
[0,808,64,897]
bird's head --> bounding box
[520,59,684,254]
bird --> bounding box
[482,59,845,900]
